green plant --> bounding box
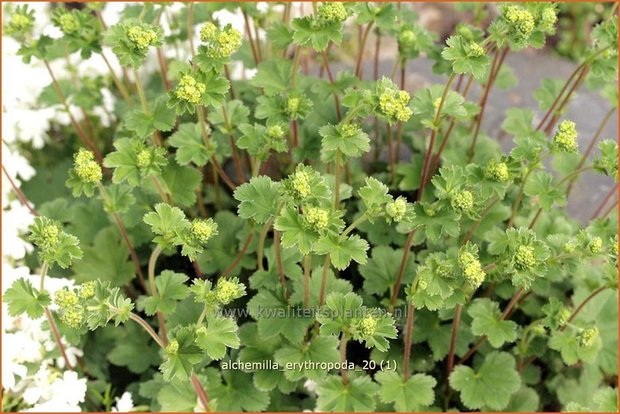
[3,2,618,412]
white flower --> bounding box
[112,391,135,412]
[304,379,318,393]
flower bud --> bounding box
[200,22,217,42]
[468,42,485,58]
[166,339,180,355]
[317,3,348,24]
[578,327,598,348]
[305,207,329,231]
[79,281,96,299]
[291,170,311,198]
[539,7,557,33]
[514,245,536,270]
[450,190,474,213]
[190,219,218,245]
[215,278,245,305]
[485,161,510,182]
[136,149,152,169]
[504,5,535,40]
[127,25,158,50]
[553,120,578,153]
[74,149,102,184]
[60,306,84,329]
[357,315,377,337]
[55,288,79,309]
[385,197,407,222]
[59,13,79,34]
[268,124,285,140]
[588,237,603,254]
[175,74,206,105]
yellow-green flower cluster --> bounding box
[339,123,361,138]
[215,278,245,305]
[556,307,571,327]
[200,22,218,42]
[41,223,61,247]
[468,42,485,58]
[450,190,474,213]
[514,245,536,270]
[127,25,159,50]
[59,13,79,34]
[175,74,206,105]
[562,240,577,253]
[287,97,301,115]
[136,149,153,169]
[6,12,34,35]
[200,23,242,58]
[291,170,311,198]
[55,288,79,308]
[539,7,558,33]
[74,149,102,184]
[485,160,510,182]
[190,219,218,245]
[553,120,578,153]
[588,237,603,254]
[459,251,485,287]
[578,327,599,348]
[54,288,83,328]
[385,197,407,222]
[79,281,96,299]
[268,124,285,140]
[379,89,412,123]
[305,207,329,231]
[166,339,179,355]
[504,5,535,40]
[357,315,377,337]
[399,30,416,48]
[317,2,348,24]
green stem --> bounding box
[354,22,374,78]
[196,304,209,326]
[507,152,550,228]
[133,67,149,114]
[129,312,166,348]
[303,255,312,308]
[318,255,331,306]
[341,214,367,237]
[39,260,49,291]
[148,244,168,341]
[256,219,273,271]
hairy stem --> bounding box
[339,333,349,384]
[256,219,272,271]
[402,303,415,379]
[590,185,617,220]
[563,286,608,329]
[355,22,374,78]
[148,245,168,341]
[303,255,311,308]
[221,232,254,278]
[2,165,39,216]
[273,230,289,300]
[44,308,74,370]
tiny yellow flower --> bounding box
[451,190,474,213]
[292,170,311,198]
[215,279,243,305]
[42,224,60,246]
[60,306,83,329]
[556,307,571,326]
[385,197,407,222]
[268,124,285,139]
[79,281,96,299]
[578,327,598,348]
[200,22,218,42]
[287,97,301,115]
[191,219,218,244]
[358,315,377,336]
[55,288,79,308]
[468,42,485,58]
[166,339,180,355]
[59,13,79,34]
[514,245,536,270]
[136,149,152,169]
[74,149,102,183]
[505,6,535,39]
[553,120,578,153]
[379,88,412,123]
[485,161,510,182]
[305,207,329,230]
[588,237,603,254]
[196,326,208,336]
[539,7,557,33]
[217,27,242,57]
[175,74,206,105]
[339,123,360,138]
[127,25,158,50]
[317,2,348,23]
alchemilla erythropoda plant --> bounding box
[2,2,619,412]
